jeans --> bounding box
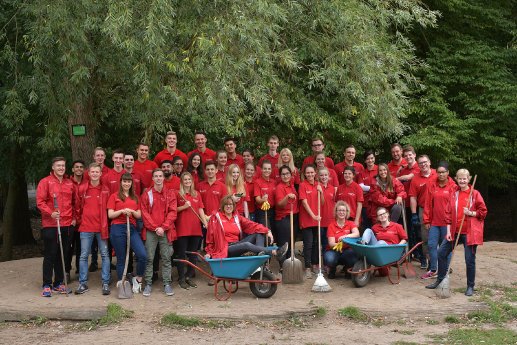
[248,212,256,222]
[438,234,477,287]
[428,225,448,272]
[361,228,388,246]
[110,223,147,281]
[144,231,172,285]
[324,248,358,272]
[302,227,319,268]
[175,236,201,281]
[79,232,110,285]
[227,233,268,257]
[407,207,423,262]
[41,226,72,287]
[419,208,429,260]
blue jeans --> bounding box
[324,248,358,271]
[428,226,448,271]
[79,232,110,285]
[110,223,147,280]
[227,233,268,257]
[438,234,477,287]
[361,228,388,246]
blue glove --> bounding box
[411,213,420,227]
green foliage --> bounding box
[337,306,368,322]
[160,313,233,329]
[441,328,517,345]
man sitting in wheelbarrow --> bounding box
[360,207,408,246]
[205,196,288,260]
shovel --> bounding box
[282,202,304,284]
[117,215,133,299]
[401,202,417,279]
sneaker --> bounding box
[143,285,152,297]
[132,277,142,294]
[312,265,319,274]
[75,284,89,295]
[425,279,443,289]
[41,285,52,297]
[420,270,437,280]
[185,278,197,288]
[102,283,110,296]
[420,259,428,270]
[207,279,215,286]
[465,286,474,296]
[327,269,336,279]
[305,268,312,279]
[53,283,72,294]
[164,284,174,296]
[89,262,98,272]
[276,243,289,261]
[178,280,189,290]
[358,240,367,245]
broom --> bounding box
[436,175,477,298]
[282,201,304,283]
[312,190,331,292]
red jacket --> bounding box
[36,173,76,228]
[153,148,188,168]
[133,159,158,189]
[450,185,487,246]
[408,169,437,208]
[336,181,364,221]
[334,161,364,185]
[205,211,269,259]
[76,182,110,239]
[368,178,406,221]
[423,177,456,226]
[140,186,177,242]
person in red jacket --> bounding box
[204,196,287,260]
[74,163,111,296]
[409,154,436,269]
[108,173,146,293]
[275,148,301,186]
[36,157,76,297]
[215,150,228,182]
[334,145,365,185]
[140,169,177,297]
[336,166,364,226]
[153,131,188,168]
[258,135,280,168]
[324,201,360,278]
[175,172,207,289]
[198,160,227,217]
[387,143,407,177]
[133,143,158,189]
[368,163,406,223]
[224,137,245,169]
[102,149,126,195]
[299,164,323,278]
[360,207,408,245]
[186,152,204,185]
[254,160,276,231]
[225,164,250,218]
[69,159,87,277]
[315,153,339,188]
[187,130,216,164]
[302,137,335,170]
[317,166,337,254]
[422,161,456,280]
[123,152,144,196]
[426,169,487,296]
[357,150,378,228]
[274,165,299,266]
[161,160,181,191]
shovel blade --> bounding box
[402,261,417,279]
[117,280,133,299]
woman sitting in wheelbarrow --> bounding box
[205,196,288,260]
[360,207,408,246]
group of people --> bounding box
[36,131,487,298]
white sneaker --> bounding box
[132,277,142,293]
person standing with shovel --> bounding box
[36,157,75,297]
[425,170,487,296]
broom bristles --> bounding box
[435,275,451,298]
[312,273,332,292]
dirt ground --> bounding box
[0,241,516,344]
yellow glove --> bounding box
[260,201,271,211]
[332,241,343,253]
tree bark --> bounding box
[68,97,96,162]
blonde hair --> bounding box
[179,172,197,197]
[225,164,246,196]
[456,168,471,179]
[334,200,350,219]
[278,148,296,172]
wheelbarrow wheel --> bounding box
[351,260,371,288]
[250,271,277,298]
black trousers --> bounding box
[175,236,202,281]
[41,226,73,287]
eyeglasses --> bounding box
[418,161,429,166]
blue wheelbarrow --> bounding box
[174,251,280,300]
[343,238,422,288]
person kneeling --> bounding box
[205,196,288,261]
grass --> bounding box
[160,313,233,329]
[425,318,439,325]
[444,315,461,324]
[392,342,422,345]
[77,303,133,331]
[438,328,517,344]
[397,330,415,335]
[337,306,368,322]
[21,316,48,326]
[314,306,327,318]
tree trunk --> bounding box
[68,97,96,162]
[510,182,517,242]
[1,145,34,261]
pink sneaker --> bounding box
[420,270,437,280]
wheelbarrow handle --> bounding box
[185,251,207,262]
